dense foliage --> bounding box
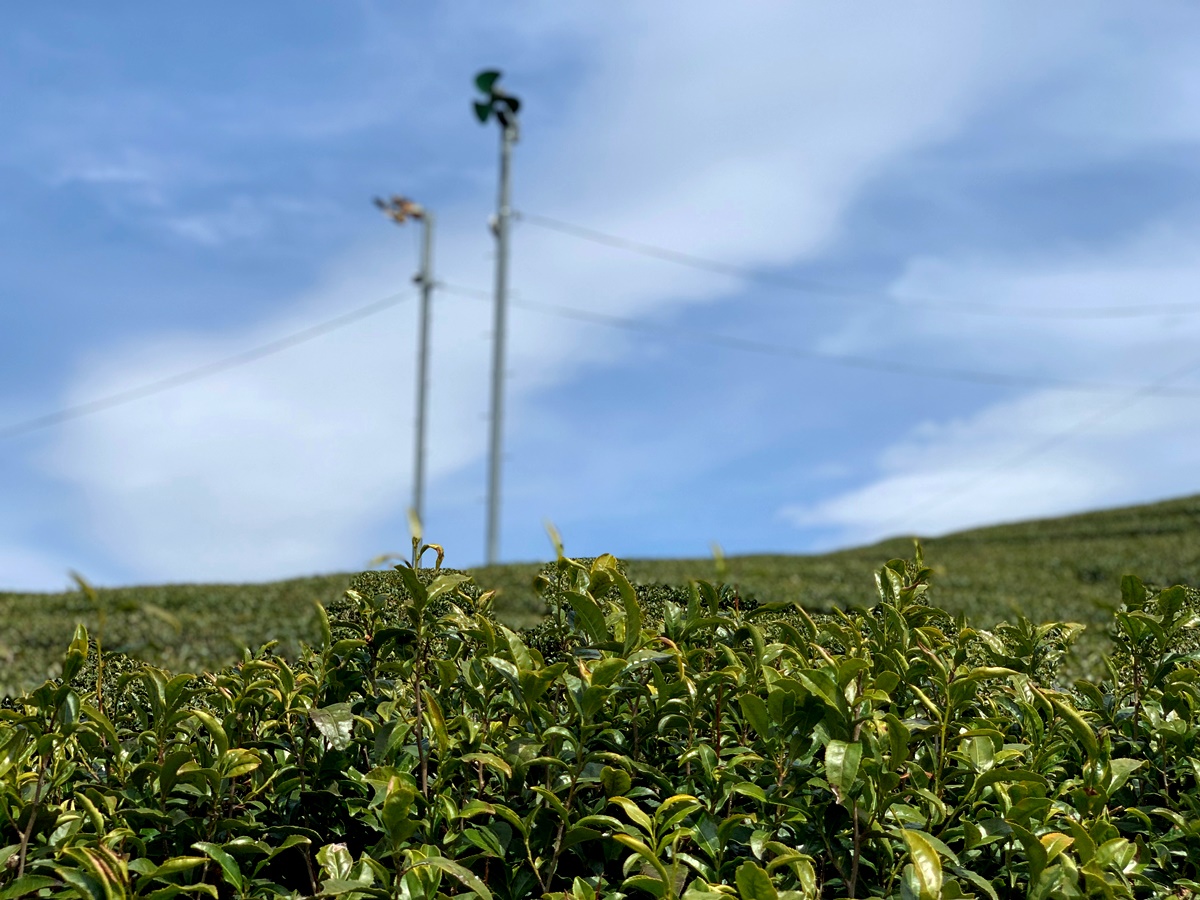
[0,576,345,698]
[5,537,1200,898]
[6,493,1200,695]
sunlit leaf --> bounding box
[310,702,355,750]
[901,829,943,900]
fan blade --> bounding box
[474,70,501,94]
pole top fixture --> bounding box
[374,195,425,225]
[473,69,520,131]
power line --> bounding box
[8,269,1197,464]
[443,277,1200,542]
[437,281,1200,398]
[0,290,413,442]
[517,211,1200,320]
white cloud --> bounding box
[159,195,328,246]
[55,155,160,188]
[163,205,270,246]
[785,223,1200,546]
[523,4,1063,267]
[31,2,1200,583]
[44,251,481,581]
[781,385,1200,544]
[48,148,179,209]
[810,216,1200,391]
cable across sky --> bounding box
[6,277,1200,446]
[440,279,1200,532]
[0,290,413,442]
[436,282,1200,398]
[518,211,1200,320]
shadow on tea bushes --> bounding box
[4,543,1200,897]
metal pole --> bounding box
[413,210,434,526]
[485,122,516,565]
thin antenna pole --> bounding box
[373,194,436,539]
[486,122,516,565]
[413,210,435,525]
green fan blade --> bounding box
[501,95,520,115]
[475,70,501,94]
[473,100,493,123]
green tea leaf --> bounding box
[188,708,230,757]
[1105,757,1144,797]
[971,768,1048,795]
[624,875,668,898]
[615,569,643,656]
[315,601,333,649]
[128,856,208,879]
[611,796,655,837]
[310,702,355,751]
[738,694,773,739]
[1041,832,1074,866]
[1040,690,1099,762]
[565,590,609,644]
[735,860,778,900]
[901,829,943,900]
[589,657,626,688]
[824,739,862,803]
[0,876,60,899]
[426,573,472,605]
[796,669,849,722]
[612,833,670,885]
[462,752,513,779]
[192,842,244,892]
[963,735,994,773]
[601,765,633,798]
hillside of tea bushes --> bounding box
[4,542,1200,897]
[4,493,1200,695]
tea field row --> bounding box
[3,493,1199,694]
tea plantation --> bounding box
[4,495,1200,897]
[5,494,1200,696]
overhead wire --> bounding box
[517,210,1200,320]
[8,231,1200,473]
[436,281,1200,398]
[0,290,414,442]
[441,278,1200,537]
[10,205,1194,555]
[510,211,1200,535]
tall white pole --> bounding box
[413,210,434,526]
[373,195,435,550]
[486,122,516,565]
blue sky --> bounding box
[5,3,1200,589]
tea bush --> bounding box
[3,542,1200,898]
[7,493,1200,695]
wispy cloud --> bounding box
[780,386,1200,544]
[54,155,161,188]
[6,2,1200,587]
[44,3,1058,580]
[784,223,1200,546]
[158,195,330,246]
